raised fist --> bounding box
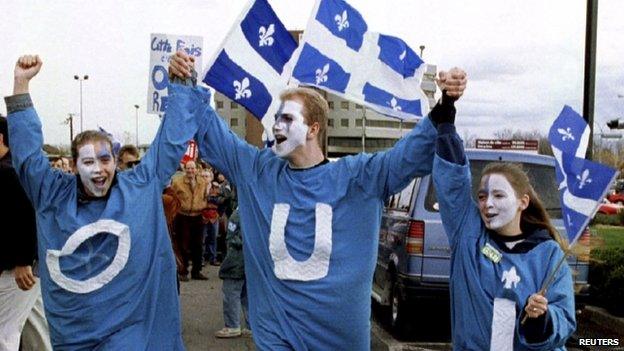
[15,55,43,82]
[437,67,467,99]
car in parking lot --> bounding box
[372,149,590,333]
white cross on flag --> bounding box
[548,106,619,246]
[290,0,430,119]
[201,0,298,144]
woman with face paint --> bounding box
[6,54,203,349]
[431,86,576,349]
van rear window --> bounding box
[424,160,562,219]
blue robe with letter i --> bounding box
[7,85,207,350]
[432,124,576,350]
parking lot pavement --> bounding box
[180,265,255,351]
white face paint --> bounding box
[478,174,522,231]
[271,100,309,158]
[76,142,116,197]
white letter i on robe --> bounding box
[269,203,333,281]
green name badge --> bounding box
[481,243,502,263]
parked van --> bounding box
[371,149,590,331]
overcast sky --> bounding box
[0,0,622,146]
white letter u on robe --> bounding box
[269,203,333,281]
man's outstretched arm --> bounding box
[349,67,467,199]
[168,51,260,187]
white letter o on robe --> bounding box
[46,219,131,294]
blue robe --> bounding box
[8,85,206,350]
[432,127,576,350]
[176,86,436,350]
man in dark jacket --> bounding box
[0,115,51,350]
[215,208,251,338]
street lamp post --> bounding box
[74,74,89,132]
[134,105,139,146]
[419,45,425,58]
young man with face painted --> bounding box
[431,92,575,349]
[5,54,205,349]
[169,51,466,350]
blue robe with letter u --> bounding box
[172,86,437,350]
[7,85,207,350]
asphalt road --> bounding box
[180,265,622,351]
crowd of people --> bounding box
[0,51,577,351]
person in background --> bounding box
[172,160,209,280]
[117,144,140,171]
[49,156,62,170]
[60,156,72,174]
[0,115,52,351]
[215,208,251,339]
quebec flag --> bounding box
[290,0,430,119]
[201,0,298,143]
[548,106,619,246]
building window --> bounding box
[341,118,349,127]
[230,102,238,109]
[327,119,334,127]
[355,104,363,109]
[216,100,224,109]
[341,101,349,110]
[231,118,239,127]
[328,101,334,110]
[355,119,363,127]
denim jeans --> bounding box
[203,221,219,263]
[222,279,248,329]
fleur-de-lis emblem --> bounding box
[334,10,349,31]
[501,266,521,289]
[557,127,575,141]
[315,64,329,85]
[576,169,592,189]
[389,97,402,111]
[399,50,406,61]
[233,78,252,100]
[259,24,275,47]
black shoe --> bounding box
[191,272,208,280]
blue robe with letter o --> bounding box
[8,85,207,350]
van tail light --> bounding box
[573,227,591,262]
[407,220,424,254]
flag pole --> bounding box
[361,106,366,152]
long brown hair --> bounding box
[481,162,566,249]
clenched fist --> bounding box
[14,54,43,95]
[437,67,467,99]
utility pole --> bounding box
[64,113,75,144]
[582,0,598,159]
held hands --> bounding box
[14,265,36,291]
[14,55,43,95]
[436,67,467,99]
[169,50,195,79]
[524,293,549,319]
